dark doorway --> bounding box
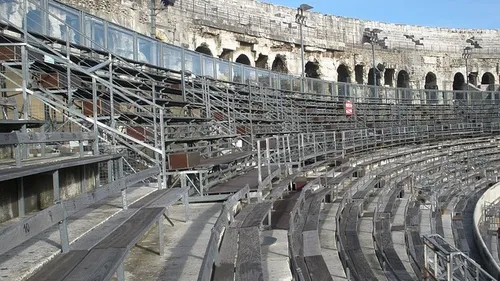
[425,72,438,104]
[397,70,410,88]
[368,68,381,86]
[384,68,395,86]
[481,72,495,91]
[195,44,213,56]
[337,64,350,100]
[397,70,411,103]
[453,72,466,100]
[337,64,350,83]
[235,54,251,65]
[355,65,364,84]
[271,55,289,74]
[255,54,268,69]
[305,60,320,79]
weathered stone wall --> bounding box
[57,0,500,91]
[0,164,97,223]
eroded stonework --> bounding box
[59,0,500,91]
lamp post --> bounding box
[363,28,386,98]
[295,4,313,92]
[462,37,482,88]
[151,0,176,38]
[462,46,472,87]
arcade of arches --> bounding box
[192,48,497,94]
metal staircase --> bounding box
[0,0,168,185]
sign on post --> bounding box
[345,100,353,116]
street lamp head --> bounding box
[299,4,313,11]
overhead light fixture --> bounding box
[299,4,313,11]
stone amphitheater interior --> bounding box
[2,0,500,280]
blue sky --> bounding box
[263,0,500,29]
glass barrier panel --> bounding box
[137,35,157,65]
[202,56,215,78]
[280,75,290,91]
[183,51,201,75]
[292,78,301,92]
[84,15,105,50]
[257,70,270,87]
[47,2,81,44]
[232,63,243,83]
[162,45,182,71]
[244,67,256,84]
[24,0,44,34]
[270,73,279,89]
[216,60,230,81]
[107,24,134,60]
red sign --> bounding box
[345,100,353,116]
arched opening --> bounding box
[271,55,289,74]
[425,72,438,104]
[235,54,251,65]
[305,60,320,79]
[195,44,213,56]
[368,68,381,86]
[397,70,410,88]
[396,70,411,103]
[355,65,364,84]
[337,64,350,100]
[337,64,350,83]
[424,72,438,89]
[384,69,395,86]
[453,72,466,100]
[255,54,268,69]
[481,72,495,91]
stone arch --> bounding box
[195,43,213,56]
[355,65,364,84]
[396,70,411,103]
[396,70,410,88]
[235,54,251,66]
[453,72,465,90]
[481,72,495,91]
[453,72,466,100]
[337,64,350,83]
[271,55,289,74]
[305,60,320,79]
[424,72,438,89]
[425,72,438,104]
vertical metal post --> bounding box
[299,20,305,93]
[17,178,25,217]
[53,170,69,253]
[20,45,28,159]
[160,110,167,189]
[150,0,156,37]
[372,42,376,90]
[92,78,99,155]
[109,54,116,152]
[118,157,127,210]
[257,140,263,186]
[266,138,271,177]
[66,26,72,110]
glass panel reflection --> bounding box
[163,45,182,71]
[216,61,229,81]
[137,36,156,64]
[108,24,134,60]
[47,3,80,43]
[184,51,201,75]
[85,16,105,50]
[202,56,214,78]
